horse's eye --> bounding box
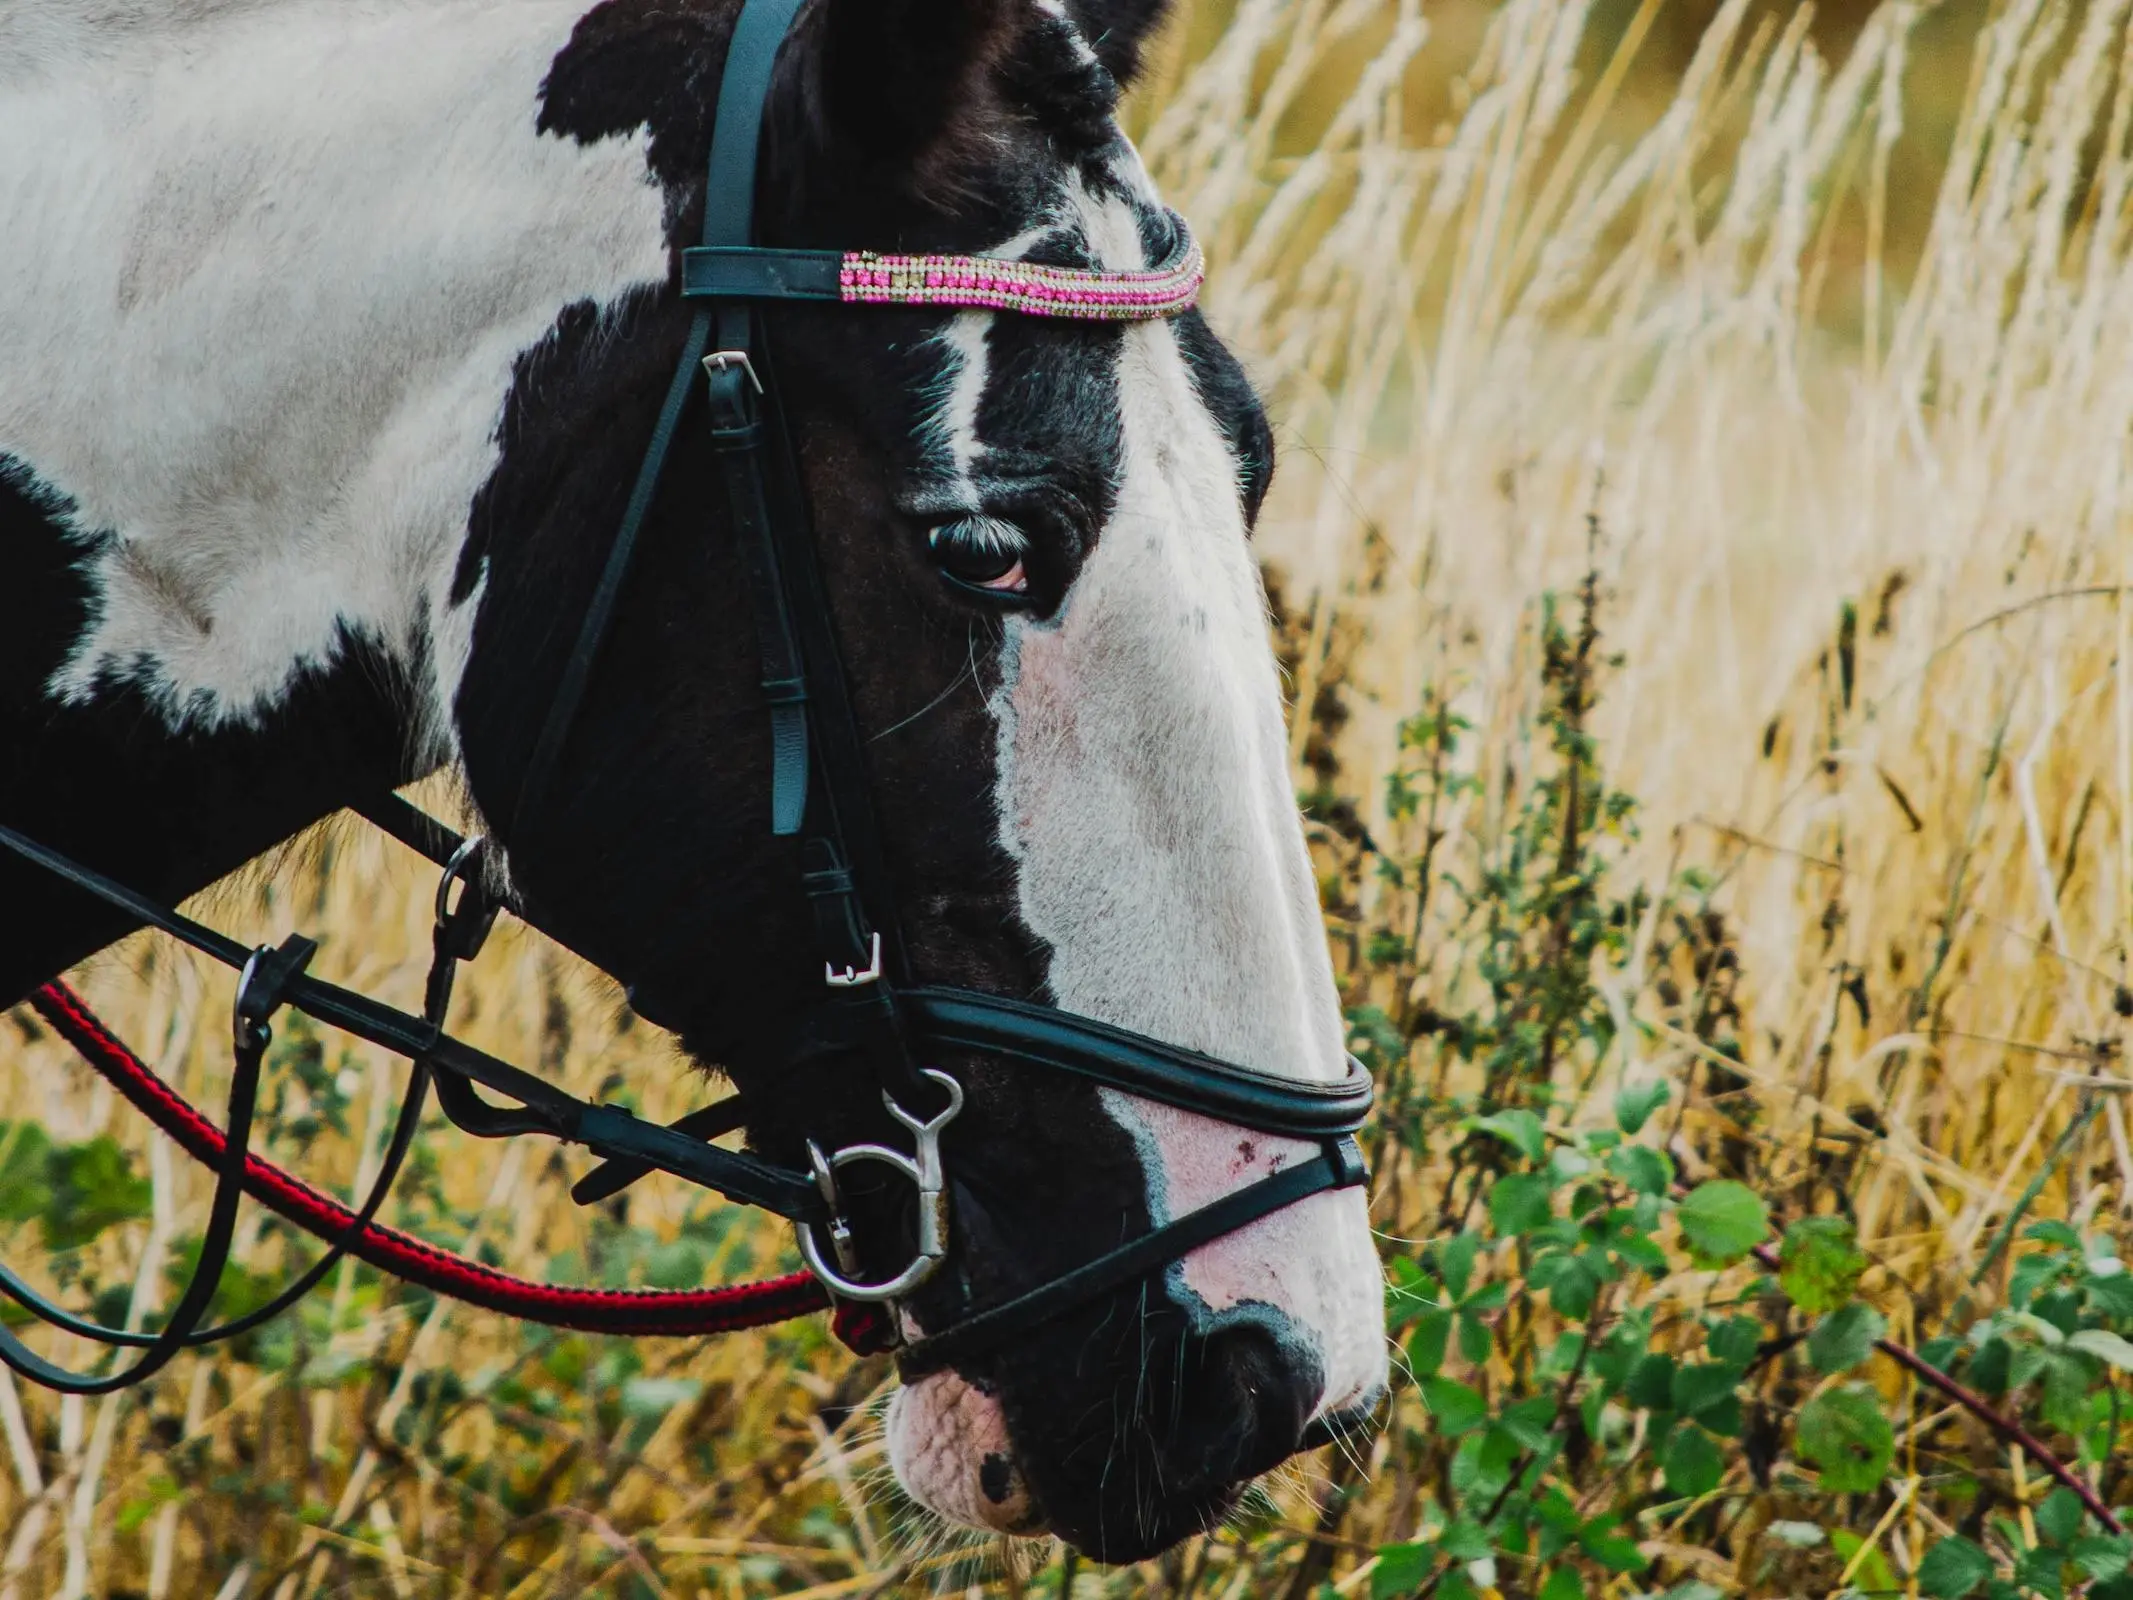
[928,518,1030,599]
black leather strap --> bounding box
[901,988,1374,1137]
[0,941,288,1392]
[897,1137,1369,1376]
[706,355,812,836]
[0,823,825,1222]
[510,309,714,841]
[570,1095,749,1206]
[684,247,843,301]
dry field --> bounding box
[7,0,2133,1594]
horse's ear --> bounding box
[813,0,1012,175]
[1063,0,1174,85]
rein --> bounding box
[0,0,1370,1395]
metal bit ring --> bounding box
[796,1069,963,1302]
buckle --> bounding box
[432,834,497,962]
[795,1068,963,1302]
[701,349,764,393]
[824,930,883,988]
[233,934,319,1051]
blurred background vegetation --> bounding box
[8,0,2133,1594]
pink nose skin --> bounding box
[886,1371,1046,1535]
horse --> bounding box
[0,0,1388,1560]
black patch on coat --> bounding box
[0,459,422,1005]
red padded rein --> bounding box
[26,980,892,1350]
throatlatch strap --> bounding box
[896,1138,1370,1377]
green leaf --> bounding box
[1372,1542,1432,1600]
[1606,1144,1673,1198]
[1538,1567,1585,1600]
[2068,1328,2133,1372]
[1615,1079,1670,1135]
[1438,1232,1481,1301]
[0,1122,54,1224]
[2011,1250,2068,1309]
[1917,1537,1994,1600]
[1472,1109,1547,1162]
[1407,1311,1451,1378]
[1830,1531,1898,1598]
[1438,1522,1490,1562]
[1779,1216,1868,1314]
[2016,1545,2067,1599]
[1808,1301,1887,1374]
[1385,1260,1441,1329]
[43,1137,152,1252]
[1495,1396,1558,1451]
[1552,1254,1602,1321]
[1489,1172,1555,1236]
[1795,1387,1895,1492]
[1670,1361,1742,1420]
[1577,1521,1648,1574]
[2035,1487,2084,1549]
[2071,1535,2133,1581]
[1661,1421,1723,1496]
[1676,1181,1770,1268]
[1420,1376,1489,1437]
[1707,1315,1763,1366]
[1456,1310,1492,1366]
[2088,1268,2133,1319]
[1625,1353,1676,1410]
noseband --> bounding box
[0,0,1369,1394]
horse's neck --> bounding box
[0,0,678,1000]
[0,0,670,742]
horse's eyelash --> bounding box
[929,516,1026,556]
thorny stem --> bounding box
[1478,1282,1614,1530]
[1745,1241,2126,1536]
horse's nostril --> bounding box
[1176,1323,1322,1485]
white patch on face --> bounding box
[988,177,1389,1415]
[1030,0,1101,67]
[929,315,997,490]
[0,0,670,743]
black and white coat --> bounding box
[0,0,1386,1558]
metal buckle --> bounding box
[432,834,497,963]
[796,1068,963,1302]
[824,931,882,989]
[701,349,764,394]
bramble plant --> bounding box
[1316,569,2133,1600]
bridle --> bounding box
[0,0,1369,1397]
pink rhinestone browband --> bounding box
[837,232,1205,321]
